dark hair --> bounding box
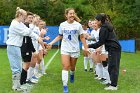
[95,13,106,24]
[81,20,88,26]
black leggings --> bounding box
[108,50,121,87]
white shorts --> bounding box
[61,50,80,58]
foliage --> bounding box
[0,0,139,39]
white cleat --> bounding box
[104,86,118,90]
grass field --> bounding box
[0,48,140,93]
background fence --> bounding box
[0,26,138,53]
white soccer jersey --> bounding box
[30,24,40,52]
[91,28,100,42]
[91,28,107,53]
[59,21,83,52]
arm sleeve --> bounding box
[13,24,39,40]
[88,27,108,49]
[58,25,63,36]
[79,24,84,35]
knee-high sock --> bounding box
[62,70,68,86]
[70,70,74,75]
[20,69,27,85]
[27,67,34,80]
[34,63,39,75]
[84,57,88,69]
[89,58,93,68]
[96,63,103,78]
[40,58,45,74]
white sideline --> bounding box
[45,49,59,70]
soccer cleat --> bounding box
[70,74,74,83]
[100,78,106,82]
[84,69,87,72]
[63,86,68,93]
[104,86,118,90]
[89,68,93,72]
[26,80,36,84]
[30,76,39,84]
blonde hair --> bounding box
[15,7,27,18]
[65,8,81,22]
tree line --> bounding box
[0,0,139,39]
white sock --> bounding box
[103,66,111,83]
[70,70,74,75]
[89,58,93,68]
[84,57,88,69]
[40,58,45,74]
[27,67,34,80]
[62,70,68,86]
[96,63,103,78]
[34,63,39,74]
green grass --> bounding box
[0,48,140,93]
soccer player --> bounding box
[38,20,49,75]
[6,7,43,91]
[81,20,95,72]
[48,8,89,93]
[26,14,41,84]
[20,12,35,86]
[91,20,110,84]
[88,13,121,90]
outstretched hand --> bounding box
[44,43,52,50]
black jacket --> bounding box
[88,22,121,51]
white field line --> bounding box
[45,49,59,70]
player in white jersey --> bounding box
[48,8,89,93]
[91,20,110,84]
[81,20,94,72]
[6,7,43,91]
[37,20,49,76]
[27,15,41,84]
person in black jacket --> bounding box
[88,13,121,90]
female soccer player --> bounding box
[6,7,43,91]
[48,8,89,93]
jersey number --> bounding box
[68,35,71,40]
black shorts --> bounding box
[21,51,32,62]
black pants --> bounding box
[108,49,121,87]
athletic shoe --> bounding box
[94,76,101,80]
[104,86,118,90]
[89,68,93,72]
[101,80,110,85]
[12,87,23,91]
[63,86,68,93]
[31,76,39,84]
[70,74,74,83]
[100,78,106,82]
[84,69,87,72]
[26,80,36,85]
